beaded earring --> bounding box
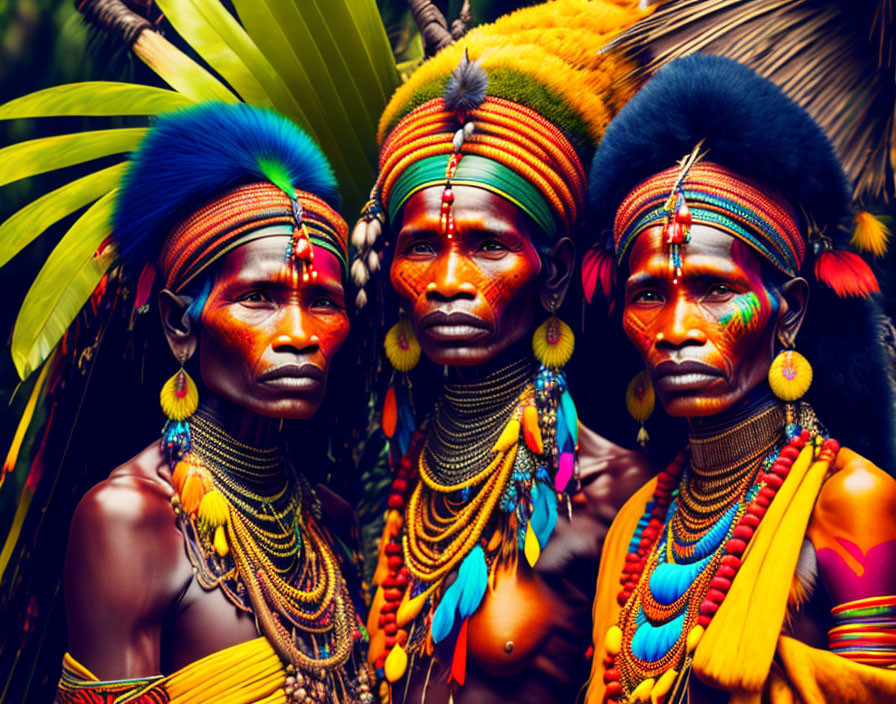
[625,370,654,448]
[160,355,198,463]
[382,317,421,458]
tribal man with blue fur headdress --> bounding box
[584,54,896,704]
[55,102,374,704]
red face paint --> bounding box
[198,237,349,419]
[390,185,543,367]
[622,224,779,417]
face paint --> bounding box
[622,224,781,418]
[198,237,349,420]
[389,185,543,367]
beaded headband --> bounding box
[159,182,349,292]
[614,160,804,277]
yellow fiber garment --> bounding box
[585,444,896,703]
[58,636,287,704]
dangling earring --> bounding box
[382,317,421,457]
[532,297,574,370]
[768,345,812,427]
[626,370,654,448]
[160,355,198,464]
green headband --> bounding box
[386,154,557,238]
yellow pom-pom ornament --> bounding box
[198,489,229,527]
[769,349,812,401]
[532,316,574,369]
[384,320,421,372]
[160,368,198,421]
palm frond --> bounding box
[0,82,194,119]
[11,192,117,380]
[0,164,125,269]
[0,129,144,189]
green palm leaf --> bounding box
[0,129,144,189]
[134,31,238,103]
[0,163,126,269]
[0,83,194,120]
[11,192,118,380]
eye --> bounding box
[631,289,663,304]
[706,283,736,299]
[311,295,339,309]
[406,240,435,255]
[478,239,508,253]
[238,290,271,304]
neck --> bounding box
[446,339,533,382]
[687,387,785,475]
[193,392,282,448]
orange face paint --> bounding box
[390,185,543,367]
[198,237,349,419]
[622,224,779,418]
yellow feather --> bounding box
[851,211,890,257]
[198,489,229,527]
[524,521,541,567]
[384,642,408,683]
[492,418,521,453]
[2,353,53,486]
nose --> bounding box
[426,247,476,302]
[272,302,319,355]
[654,293,707,350]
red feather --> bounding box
[449,617,469,686]
[581,244,616,304]
[814,249,879,298]
[134,262,156,311]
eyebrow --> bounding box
[397,222,521,240]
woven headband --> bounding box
[377,96,585,237]
[159,182,349,292]
[614,162,804,276]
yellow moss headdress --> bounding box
[350,0,647,308]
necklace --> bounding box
[600,404,818,704]
[170,417,375,704]
[371,356,581,695]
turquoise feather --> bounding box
[431,575,462,644]
[556,405,571,453]
[457,545,489,619]
[649,555,713,605]
[560,388,578,447]
[529,482,558,547]
[631,611,687,662]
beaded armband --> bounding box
[829,595,896,667]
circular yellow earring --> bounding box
[160,364,198,421]
[768,349,813,402]
[384,319,421,372]
[532,316,575,369]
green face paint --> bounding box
[719,291,761,335]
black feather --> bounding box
[443,49,489,113]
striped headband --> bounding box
[159,182,349,292]
[377,96,586,238]
[614,161,805,276]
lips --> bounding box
[257,363,324,391]
[419,310,492,342]
[652,360,724,391]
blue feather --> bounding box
[431,578,462,644]
[457,546,488,619]
[529,481,558,548]
[113,103,340,268]
[560,389,578,447]
[443,50,488,113]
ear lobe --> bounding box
[540,237,576,311]
[776,277,810,347]
[158,289,198,361]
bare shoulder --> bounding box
[576,423,656,523]
[815,446,896,524]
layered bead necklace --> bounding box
[375,356,580,695]
[601,404,824,704]
[170,413,374,704]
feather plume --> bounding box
[814,249,880,298]
[581,242,616,304]
[851,211,890,257]
[114,103,339,270]
[443,50,488,113]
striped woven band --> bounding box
[829,595,896,667]
[614,162,804,276]
[377,96,586,236]
[159,182,349,291]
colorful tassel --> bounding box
[814,249,879,298]
[581,243,616,304]
[555,451,575,492]
[851,211,890,257]
[532,316,575,369]
[198,488,228,527]
[385,320,421,372]
[180,470,209,515]
[160,367,198,421]
[382,385,398,438]
[522,404,543,454]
